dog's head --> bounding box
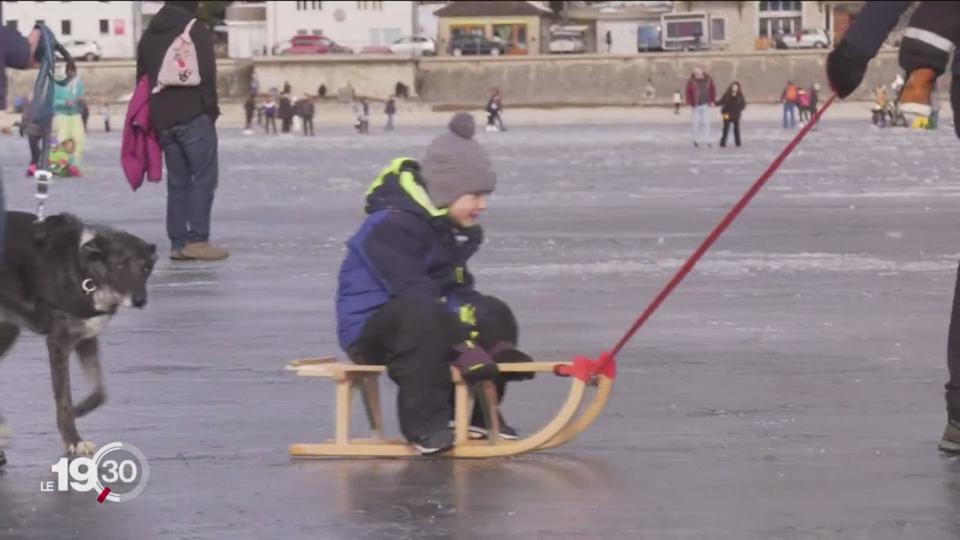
[77,226,157,311]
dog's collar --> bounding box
[81,279,96,294]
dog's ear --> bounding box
[79,228,103,257]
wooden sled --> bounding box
[285,354,616,458]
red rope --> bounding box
[595,93,838,371]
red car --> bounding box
[283,35,353,55]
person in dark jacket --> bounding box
[826,1,960,453]
[298,93,315,136]
[384,95,396,131]
[0,23,40,468]
[243,92,255,131]
[717,81,746,148]
[485,88,505,132]
[335,113,534,455]
[136,0,227,261]
[279,92,293,133]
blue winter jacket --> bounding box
[336,157,482,351]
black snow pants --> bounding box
[347,295,520,441]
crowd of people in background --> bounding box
[679,67,831,148]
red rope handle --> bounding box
[593,93,838,372]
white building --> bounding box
[225,2,268,58]
[265,1,415,54]
[0,1,152,59]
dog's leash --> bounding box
[28,24,72,241]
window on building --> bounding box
[35,20,45,27]
[99,19,109,34]
[61,20,71,36]
[357,1,383,9]
[759,0,802,38]
[710,18,726,42]
[5,21,17,32]
[296,1,321,9]
[759,1,802,11]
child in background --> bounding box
[48,137,81,177]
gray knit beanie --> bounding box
[420,112,497,208]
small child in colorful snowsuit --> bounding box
[48,138,81,177]
[335,113,534,455]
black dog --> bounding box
[0,211,156,462]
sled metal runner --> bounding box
[285,355,615,458]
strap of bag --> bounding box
[180,18,197,41]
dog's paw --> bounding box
[67,440,97,456]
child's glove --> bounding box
[452,341,499,383]
[826,40,870,99]
[487,341,535,381]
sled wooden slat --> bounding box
[286,356,611,459]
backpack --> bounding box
[785,84,798,102]
[153,19,201,93]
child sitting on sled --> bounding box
[335,112,534,455]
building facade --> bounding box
[0,0,150,59]
[435,1,555,56]
[563,1,868,55]
[265,1,414,55]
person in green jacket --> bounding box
[53,61,85,168]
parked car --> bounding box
[282,35,353,55]
[390,36,436,56]
[777,28,830,49]
[449,35,505,56]
[549,34,586,54]
[63,40,102,61]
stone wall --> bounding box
[416,49,948,107]
[5,59,251,105]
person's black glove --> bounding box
[952,75,960,140]
[452,342,499,383]
[487,341,535,381]
[826,40,871,99]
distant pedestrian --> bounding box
[385,95,396,131]
[717,81,746,148]
[673,89,682,114]
[279,92,293,133]
[685,67,716,147]
[781,80,799,129]
[263,94,278,134]
[486,88,506,132]
[797,86,811,123]
[102,103,111,132]
[605,30,612,53]
[299,93,315,136]
[317,83,327,99]
[244,92,256,133]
